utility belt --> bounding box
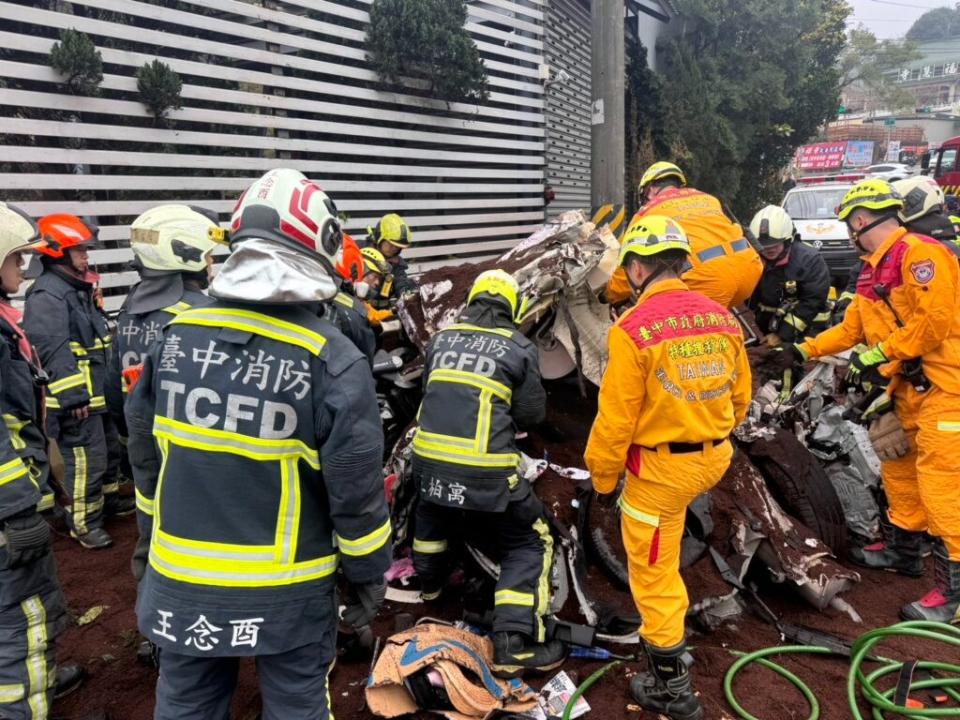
[625,438,726,474]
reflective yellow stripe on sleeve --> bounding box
[47,372,86,395]
[3,414,28,451]
[0,458,29,487]
[170,308,327,356]
[494,589,535,607]
[333,292,355,310]
[336,519,392,557]
[782,314,807,331]
[413,538,448,555]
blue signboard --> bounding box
[844,140,875,168]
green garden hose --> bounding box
[724,621,960,720]
[561,660,621,720]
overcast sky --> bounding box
[847,0,948,39]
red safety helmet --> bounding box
[35,214,97,259]
[337,232,364,283]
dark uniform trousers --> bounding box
[414,490,553,640]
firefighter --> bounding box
[585,215,752,720]
[0,202,83,720]
[359,247,398,328]
[106,204,222,580]
[125,169,390,719]
[363,213,416,306]
[326,233,376,365]
[834,176,960,324]
[411,269,565,678]
[747,205,831,347]
[606,162,763,309]
[786,178,960,623]
[24,215,131,550]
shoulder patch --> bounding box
[909,259,935,285]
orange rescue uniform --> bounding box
[800,227,960,559]
[584,279,752,647]
[606,188,763,308]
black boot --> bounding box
[69,526,113,550]
[492,631,566,678]
[54,663,85,699]
[900,543,960,623]
[629,642,702,720]
[104,493,136,518]
[849,520,924,577]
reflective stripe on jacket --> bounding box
[749,241,832,341]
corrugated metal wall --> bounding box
[0,0,546,310]
[544,0,591,218]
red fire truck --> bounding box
[927,136,960,196]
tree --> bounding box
[907,6,960,41]
[624,45,670,216]
[839,27,921,112]
[366,0,488,104]
[49,28,103,96]
[137,59,183,124]
[656,0,850,217]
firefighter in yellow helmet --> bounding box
[585,215,751,720]
[785,178,960,623]
[606,162,763,309]
[363,213,416,307]
[411,269,565,677]
[359,247,397,328]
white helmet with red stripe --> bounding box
[230,168,342,270]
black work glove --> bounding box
[775,343,808,373]
[3,509,51,569]
[342,578,387,630]
[845,345,887,388]
[595,490,618,509]
[832,298,852,326]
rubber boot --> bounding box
[900,543,960,623]
[69,526,113,550]
[630,641,702,720]
[54,663,85,699]
[492,631,566,678]
[849,520,924,577]
[105,492,136,518]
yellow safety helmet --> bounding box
[639,161,687,194]
[466,269,528,323]
[836,179,904,222]
[360,246,388,275]
[618,215,691,265]
[368,213,412,249]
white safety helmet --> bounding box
[130,204,223,273]
[749,205,797,248]
[230,168,342,269]
[0,202,44,265]
[892,176,945,223]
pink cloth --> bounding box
[0,301,33,361]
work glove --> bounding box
[2,509,51,569]
[846,345,887,387]
[832,297,852,326]
[775,343,808,372]
[595,490,619,509]
[868,412,910,461]
[763,333,782,349]
[342,578,387,630]
[860,389,893,424]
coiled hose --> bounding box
[724,621,960,720]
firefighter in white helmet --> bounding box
[125,169,390,718]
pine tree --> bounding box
[137,59,183,123]
[49,28,103,96]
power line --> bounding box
[864,0,952,8]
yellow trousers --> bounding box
[619,440,733,648]
[683,250,763,309]
[884,384,960,559]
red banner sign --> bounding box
[797,142,848,171]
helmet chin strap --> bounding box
[850,213,899,252]
[627,261,670,298]
[761,240,791,267]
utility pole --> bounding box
[590,0,626,234]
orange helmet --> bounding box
[35,214,97,259]
[336,233,364,283]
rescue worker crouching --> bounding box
[106,204,222,581]
[24,215,130,550]
[124,168,391,719]
[785,179,960,623]
[747,205,831,347]
[0,203,83,720]
[834,176,960,324]
[585,216,752,720]
[411,269,566,678]
[325,233,376,366]
[606,162,763,309]
[359,247,399,330]
[363,213,416,306]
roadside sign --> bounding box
[884,117,896,127]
